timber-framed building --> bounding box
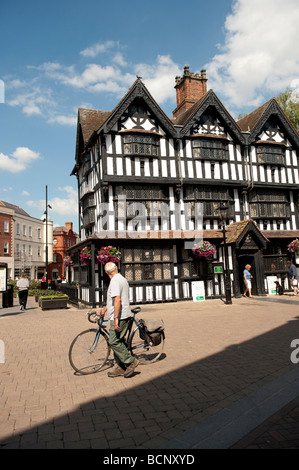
[69,66,299,307]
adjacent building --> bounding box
[69,66,299,307]
[0,201,53,280]
[48,222,78,281]
[0,202,14,278]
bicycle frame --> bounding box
[88,310,144,353]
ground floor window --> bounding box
[122,245,172,281]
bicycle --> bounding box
[68,307,165,375]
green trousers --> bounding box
[108,318,134,369]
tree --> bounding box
[276,89,299,132]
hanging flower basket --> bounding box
[192,241,217,258]
[64,256,73,267]
[97,246,121,265]
[287,239,299,253]
[80,247,92,265]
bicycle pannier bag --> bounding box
[140,319,165,346]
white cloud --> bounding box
[27,186,78,217]
[0,147,40,173]
[7,41,181,124]
[0,187,13,193]
[80,41,116,58]
[8,87,54,116]
[204,0,299,109]
[48,114,77,126]
[35,54,180,104]
[134,55,181,104]
[112,52,128,67]
[22,190,30,196]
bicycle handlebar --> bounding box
[87,311,104,323]
[87,307,141,324]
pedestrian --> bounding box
[17,273,30,310]
[243,264,253,298]
[286,260,298,295]
[97,262,139,378]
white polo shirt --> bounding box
[107,273,131,321]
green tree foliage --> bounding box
[276,89,299,132]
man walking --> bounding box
[98,262,139,378]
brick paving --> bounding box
[0,293,299,449]
[231,396,299,449]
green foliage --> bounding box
[276,89,299,132]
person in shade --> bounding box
[286,260,298,296]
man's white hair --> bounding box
[104,262,118,274]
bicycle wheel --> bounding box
[69,329,110,375]
[129,326,164,364]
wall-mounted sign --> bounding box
[213,265,223,274]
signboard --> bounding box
[0,267,7,292]
[191,280,205,302]
[213,265,223,274]
[267,276,278,295]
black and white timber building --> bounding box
[69,66,299,306]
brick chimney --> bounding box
[173,66,207,119]
[65,222,73,232]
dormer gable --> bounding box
[175,89,245,144]
[237,99,299,148]
[98,79,177,138]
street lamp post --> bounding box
[219,202,232,305]
[44,185,52,286]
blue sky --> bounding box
[1,0,299,232]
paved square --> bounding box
[0,295,298,449]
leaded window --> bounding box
[256,145,285,166]
[114,185,168,220]
[249,190,289,219]
[184,186,234,219]
[123,134,160,157]
[191,138,228,161]
[122,246,172,282]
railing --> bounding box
[263,254,288,274]
[59,284,78,305]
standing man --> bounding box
[98,262,139,378]
[287,260,298,295]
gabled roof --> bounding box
[73,108,111,172]
[237,100,272,133]
[73,79,178,172]
[237,98,299,146]
[78,108,111,145]
[98,78,177,138]
[225,219,269,248]
[174,89,245,144]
